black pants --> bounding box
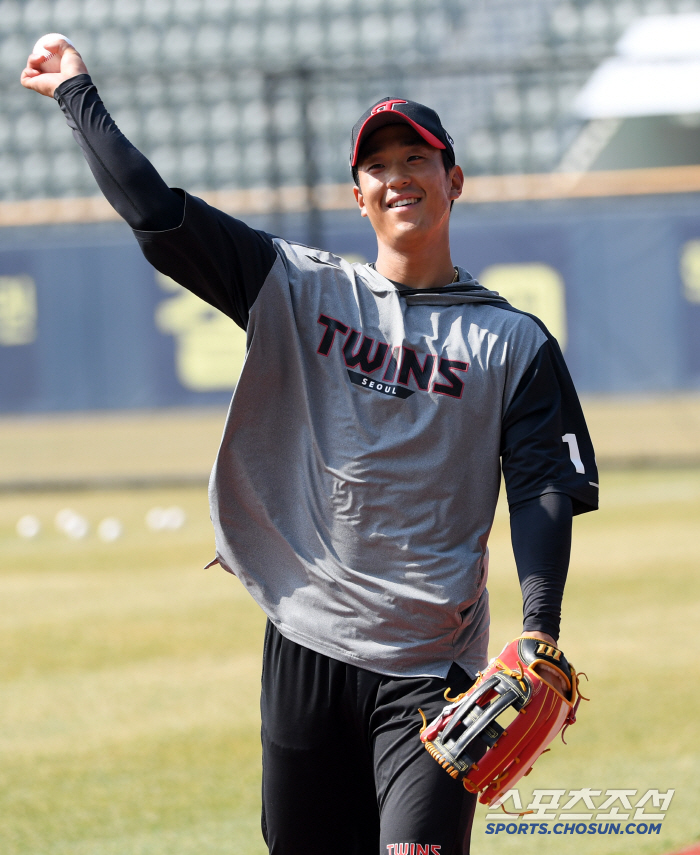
[260,621,477,855]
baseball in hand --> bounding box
[32,33,74,73]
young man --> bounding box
[22,39,598,855]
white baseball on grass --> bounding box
[164,506,186,530]
[145,506,187,532]
[32,33,74,73]
[146,506,167,531]
[17,515,41,539]
[98,517,123,543]
[55,508,89,539]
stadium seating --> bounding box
[2,0,698,200]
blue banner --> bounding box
[1,193,699,414]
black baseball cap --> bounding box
[350,97,455,168]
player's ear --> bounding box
[353,184,369,218]
[449,164,464,204]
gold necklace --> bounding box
[451,267,459,283]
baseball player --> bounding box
[22,38,598,855]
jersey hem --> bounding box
[269,618,479,681]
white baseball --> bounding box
[32,33,74,73]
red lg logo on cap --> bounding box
[371,99,408,115]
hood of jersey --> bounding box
[345,261,509,307]
[398,277,508,308]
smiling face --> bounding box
[353,123,464,253]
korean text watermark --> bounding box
[484,788,674,836]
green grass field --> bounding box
[1,467,699,855]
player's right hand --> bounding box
[20,37,88,98]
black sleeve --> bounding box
[510,492,572,642]
[54,74,183,230]
[54,74,277,329]
[501,334,598,516]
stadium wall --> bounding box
[1,190,699,414]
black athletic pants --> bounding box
[260,621,478,855]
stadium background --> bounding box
[1,1,699,854]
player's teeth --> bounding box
[390,198,417,207]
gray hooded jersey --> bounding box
[136,194,598,679]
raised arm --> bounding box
[20,36,182,230]
[21,36,278,328]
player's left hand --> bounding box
[520,631,569,695]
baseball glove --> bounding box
[419,636,585,807]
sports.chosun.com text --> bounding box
[486,821,662,836]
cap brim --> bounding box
[351,111,446,167]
